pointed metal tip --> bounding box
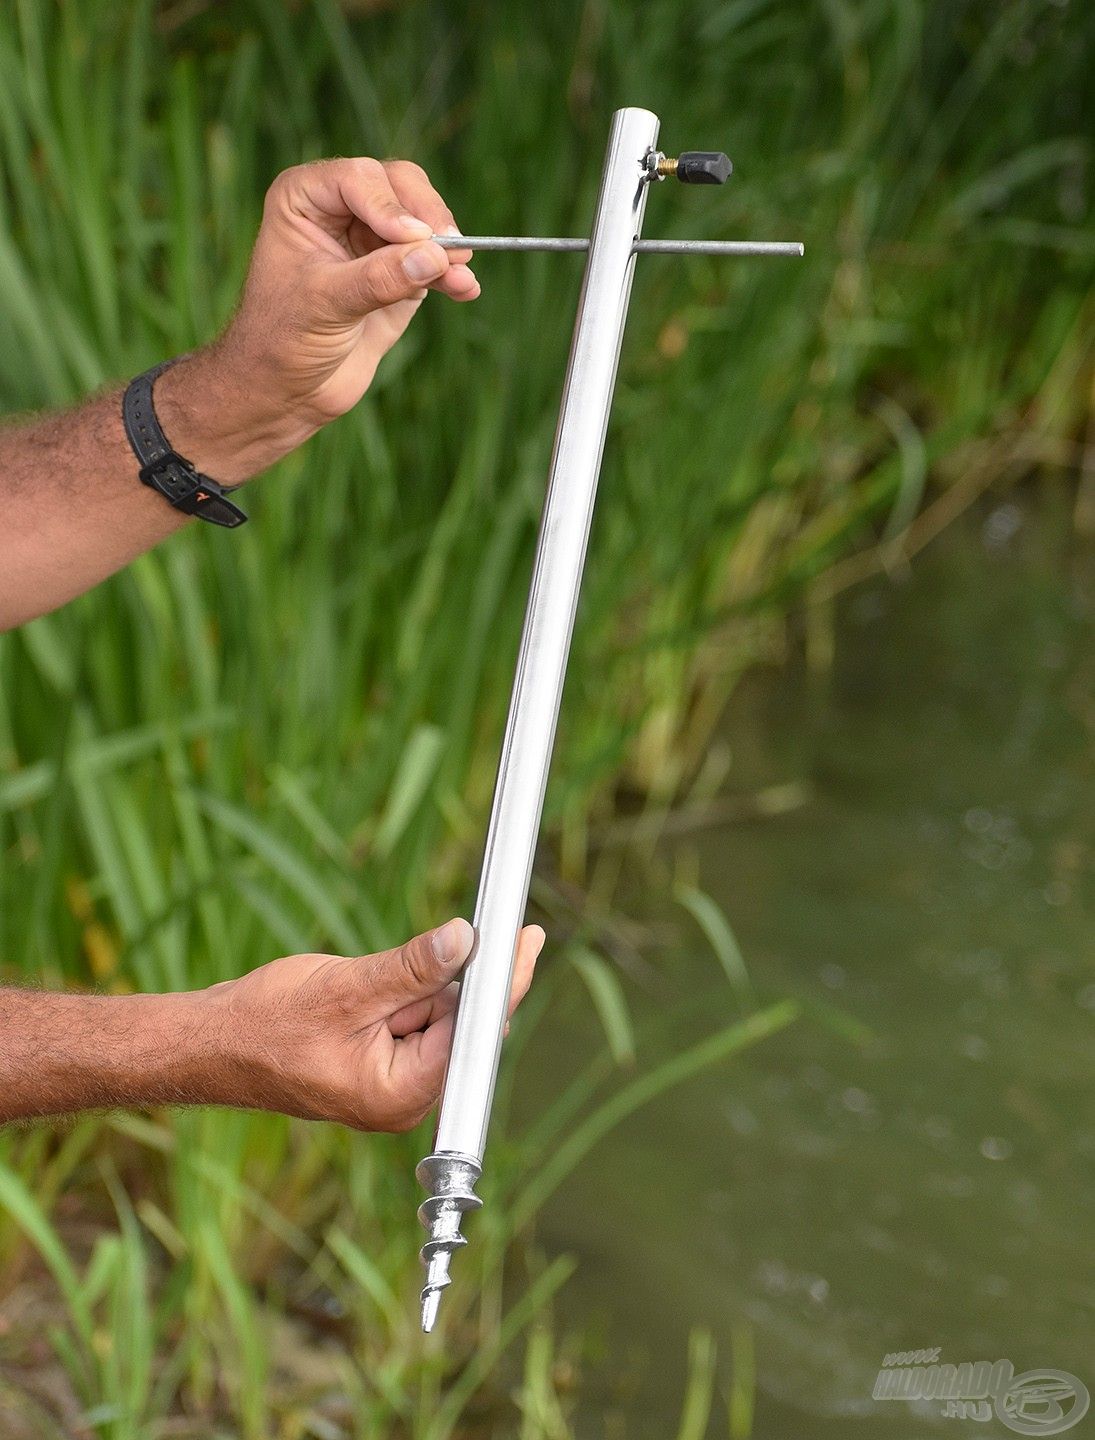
[421,1287,441,1333]
[416,1151,481,1331]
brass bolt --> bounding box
[656,155,679,179]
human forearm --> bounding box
[0,986,235,1124]
[0,346,312,631]
[0,921,541,1130]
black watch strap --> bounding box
[123,361,248,529]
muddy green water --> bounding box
[520,495,1094,1436]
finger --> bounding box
[359,917,474,1014]
[507,923,544,1018]
[434,261,481,303]
[384,1011,455,1125]
[383,159,473,264]
[270,157,433,247]
[388,979,459,1038]
[324,240,451,318]
[361,247,477,302]
[388,922,544,1037]
[358,292,427,362]
[382,160,478,300]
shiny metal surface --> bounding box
[417,105,660,1329]
[438,104,657,1159]
[434,233,803,257]
[415,1151,481,1333]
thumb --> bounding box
[325,240,449,318]
[363,917,474,1012]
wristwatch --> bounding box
[122,360,248,529]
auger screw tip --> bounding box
[416,1152,482,1335]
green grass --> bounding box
[0,0,1090,1434]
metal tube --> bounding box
[434,234,804,258]
[416,106,661,1332]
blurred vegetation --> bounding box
[0,0,1090,1434]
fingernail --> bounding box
[400,212,433,236]
[432,918,472,965]
[443,224,463,237]
[403,243,446,282]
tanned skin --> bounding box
[0,156,543,1131]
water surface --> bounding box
[522,495,1094,1436]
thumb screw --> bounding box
[648,150,733,184]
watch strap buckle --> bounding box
[137,452,248,529]
[123,361,249,530]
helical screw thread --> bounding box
[415,1152,483,1332]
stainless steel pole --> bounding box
[416,105,661,1332]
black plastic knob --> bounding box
[676,151,733,185]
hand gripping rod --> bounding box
[416,107,803,1334]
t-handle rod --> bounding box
[416,105,662,1333]
[434,234,803,257]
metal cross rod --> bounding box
[434,234,804,257]
[416,107,803,1335]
